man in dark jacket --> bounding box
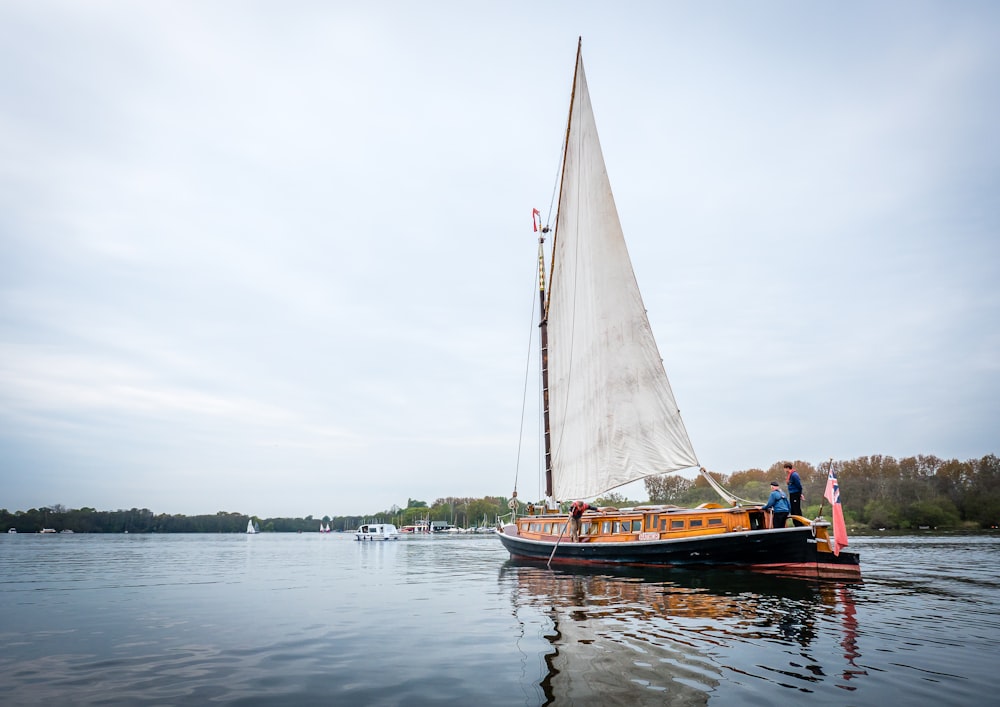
[785,462,803,525]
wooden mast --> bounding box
[537,231,553,500]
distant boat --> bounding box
[246,519,259,534]
[319,523,331,533]
[7,528,16,534]
[355,523,400,541]
[39,528,57,534]
[401,519,431,534]
[495,39,860,579]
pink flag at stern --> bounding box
[824,467,850,556]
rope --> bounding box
[512,260,541,499]
[698,466,759,506]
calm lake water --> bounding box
[1,532,998,705]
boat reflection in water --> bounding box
[501,561,866,704]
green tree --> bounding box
[594,491,640,507]
[644,474,694,504]
[863,499,900,529]
[901,499,960,529]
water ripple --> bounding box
[2,532,999,704]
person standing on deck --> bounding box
[785,462,804,525]
[569,501,595,542]
[762,482,790,528]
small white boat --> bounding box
[246,519,259,534]
[7,528,16,534]
[39,528,57,534]
[355,523,400,541]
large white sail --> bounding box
[547,49,699,501]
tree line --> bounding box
[4,454,996,533]
[0,507,319,534]
[0,496,514,534]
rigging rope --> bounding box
[545,139,564,229]
[512,258,541,500]
[697,466,760,506]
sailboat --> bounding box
[496,40,860,579]
[246,518,258,534]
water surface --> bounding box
[1,532,997,705]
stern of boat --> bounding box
[801,516,861,578]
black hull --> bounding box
[497,526,860,579]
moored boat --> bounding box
[496,39,859,579]
[400,519,431,534]
[355,523,400,541]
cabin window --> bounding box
[659,518,668,531]
[690,519,703,528]
[529,523,541,532]
[708,518,723,526]
[671,519,685,529]
[647,514,659,530]
[581,522,591,534]
[543,523,553,534]
[601,521,612,534]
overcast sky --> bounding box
[2,1,997,518]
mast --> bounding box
[548,36,581,317]
[543,36,582,502]
[538,231,553,499]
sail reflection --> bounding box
[501,561,866,703]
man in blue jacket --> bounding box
[762,481,790,528]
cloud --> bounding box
[1,1,998,516]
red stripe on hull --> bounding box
[507,552,861,581]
